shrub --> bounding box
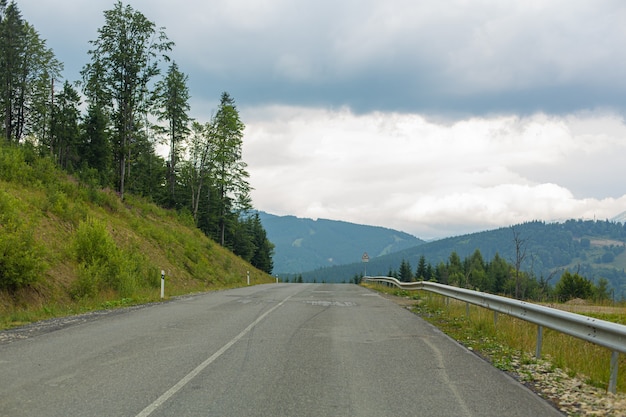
[0,191,44,291]
[71,217,153,299]
[73,217,117,266]
[0,145,29,183]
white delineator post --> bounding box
[161,270,165,299]
[247,271,250,286]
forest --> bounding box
[298,219,626,302]
[375,249,613,303]
[0,0,274,281]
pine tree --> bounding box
[399,259,413,282]
[0,1,61,143]
[152,61,191,207]
[0,0,25,142]
[416,255,427,281]
[249,213,274,274]
[50,81,81,169]
[210,92,251,246]
[81,103,111,186]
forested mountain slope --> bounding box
[300,219,626,296]
[258,212,424,274]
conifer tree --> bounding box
[399,259,413,282]
[152,61,191,207]
[51,81,81,169]
[210,92,251,245]
[0,1,61,143]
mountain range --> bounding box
[260,212,626,297]
[257,212,424,274]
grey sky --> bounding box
[17,0,626,238]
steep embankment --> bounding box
[0,146,272,328]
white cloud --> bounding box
[243,106,626,239]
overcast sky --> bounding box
[18,0,626,239]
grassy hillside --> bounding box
[0,145,273,329]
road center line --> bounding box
[135,293,294,417]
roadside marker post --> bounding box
[247,271,250,286]
[161,270,165,299]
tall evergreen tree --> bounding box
[152,61,191,207]
[0,1,60,143]
[416,255,427,281]
[50,81,81,169]
[0,0,24,142]
[249,213,274,274]
[399,259,413,282]
[487,252,510,294]
[81,103,111,186]
[81,1,172,199]
[20,23,62,142]
[448,251,463,285]
[210,92,251,246]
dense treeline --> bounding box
[368,250,613,303]
[0,1,274,282]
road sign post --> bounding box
[362,252,369,277]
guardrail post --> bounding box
[535,325,543,359]
[493,311,498,327]
[465,302,470,318]
[608,351,619,394]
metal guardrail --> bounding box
[363,276,626,393]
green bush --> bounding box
[73,217,117,266]
[0,145,29,183]
[71,263,102,299]
[71,217,154,299]
[0,191,44,291]
[44,187,87,227]
[31,156,59,186]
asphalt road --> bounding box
[0,284,563,416]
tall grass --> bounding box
[419,293,625,393]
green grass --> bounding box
[364,283,626,393]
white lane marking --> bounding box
[135,294,294,417]
[303,300,356,307]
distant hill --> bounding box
[300,219,626,296]
[613,211,626,224]
[258,212,425,274]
